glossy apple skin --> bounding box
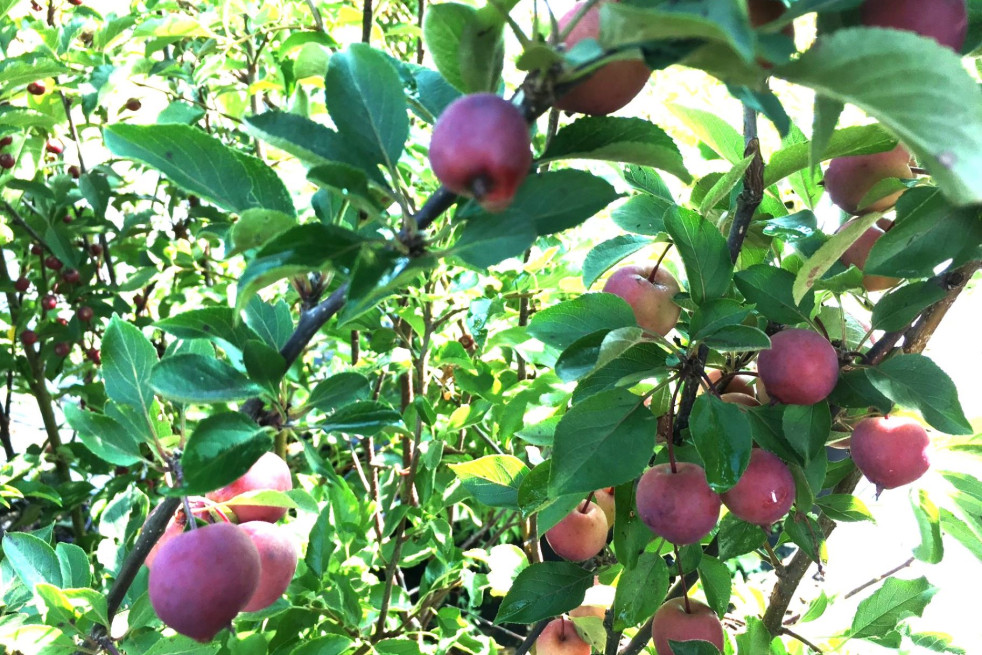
[636,462,721,545]
[545,500,608,561]
[554,1,651,115]
[207,452,292,523]
[593,487,615,527]
[850,416,930,490]
[824,145,913,215]
[428,93,532,212]
[757,329,839,406]
[145,496,230,569]
[721,450,795,526]
[536,617,591,655]
[861,0,967,52]
[603,265,682,336]
[238,522,299,612]
[836,218,899,292]
[148,523,260,642]
[704,369,755,397]
[651,597,724,655]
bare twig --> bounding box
[842,556,915,600]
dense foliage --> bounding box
[1,1,981,654]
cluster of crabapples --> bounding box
[144,452,297,642]
[538,326,933,653]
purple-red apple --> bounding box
[206,452,293,523]
[836,218,899,292]
[721,449,795,526]
[861,0,967,52]
[602,264,682,337]
[850,416,931,491]
[428,93,532,212]
[238,521,299,612]
[756,329,839,406]
[651,597,725,655]
[545,499,608,561]
[636,462,721,545]
[824,145,913,215]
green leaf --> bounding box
[815,494,874,523]
[911,490,944,564]
[612,482,652,570]
[697,556,731,618]
[495,562,592,624]
[228,209,297,256]
[828,368,893,414]
[236,223,369,312]
[939,507,982,564]
[690,394,752,493]
[2,533,61,591]
[774,28,982,206]
[528,294,635,351]
[574,341,669,404]
[762,211,818,241]
[734,264,815,325]
[101,316,158,411]
[341,250,437,325]
[103,124,295,217]
[541,117,691,183]
[867,354,971,435]
[701,325,771,352]
[582,235,652,288]
[865,188,982,278]
[290,636,354,655]
[150,354,266,404]
[243,297,294,350]
[307,373,371,413]
[156,307,265,361]
[449,456,529,509]
[688,298,752,341]
[698,154,753,215]
[716,513,766,561]
[549,389,657,496]
[308,163,384,215]
[0,54,69,87]
[63,405,144,466]
[783,511,824,564]
[666,642,722,655]
[747,405,801,465]
[871,281,948,332]
[319,401,403,435]
[735,616,773,655]
[849,576,938,640]
[611,195,674,236]
[422,2,504,94]
[792,212,880,304]
[325,44,409,169]
[56,543,90,589]
[612,551,668,631]
[556,331,609,383]
[668,104,744,164]
[782,402,830,462]
[176,413,272,495]
[243,340,287,389]
[243,112,387,185]
[764,124,896,187]
[664,208,732,305]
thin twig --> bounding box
[842,556,915,600]
[781,627,824,653]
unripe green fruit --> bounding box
[554,1,651,115]
[861,0,967,52]
[824,145,913,215]
[148,523,260,642]
[428,93,531,212]
[636,462,720,545]
[238,521,299,612]
[651,597,724,655]
[207,452,293,523]
[756,329,839,406]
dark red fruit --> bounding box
[756,329,839,406]
[0,136,12,148]
[31,0,42,11]
[86,348,101,364]
[31,244,42,255]
[44,256,63,271]
[89,243,103,257]
[27,81,46,95]
[148,523,261,642]
[125,98,142,111]
[238,522,299,612]
[133,294,146,309]
[720,450,795,526]
[21,330,38,346]
[851,416,931,491]
[861,0,967,52]
[62,269,80,284]
[68,165,81,178]
[54,342,71,358]
[56,317,69,326]
[68,0,83,5]
[636,462,721,545]
[45,139,64,155]
[14,277,30,292]
[41,294,57,310]
[0,153,14,169]
[77,306,94,322]
[62,214,72,224]
[428,93,532,212]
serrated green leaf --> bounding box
[449,455,529,509]
[495,562,592,624]
[150,354,266,404]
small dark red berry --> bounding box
[86,348,101,364]
[0,153,14,169]
[0,136,12,148]
[68,165,80,178]
[31,0,42,11]
[14,277,30,292]
[54,342,71,358]
[46,139,64,155]
[44,256,63,271]
[56,317,68,327]
[124,98,142,112]
[21,330,38,346]
[62,214,72,224]
[42,294,57,310]
[27,82,46,96]
[188,195,200,208]
[62,269,80,284]
[89,243,102,257]
[68,0,83,5]
[77,306,94,322]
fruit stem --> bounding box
[647,243,673,283]
[673,544,692,614]
[581,491,596,512]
